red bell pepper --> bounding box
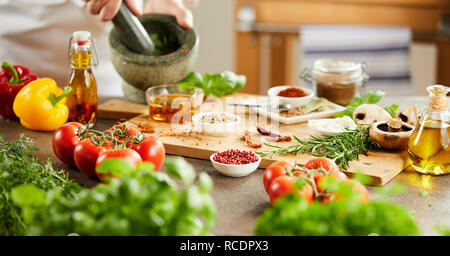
[0,61,38,119]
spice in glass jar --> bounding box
[302,58,368,106]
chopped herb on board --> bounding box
[256,127,380,170]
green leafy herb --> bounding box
[13,157,216,236]
[149,33,171,56]
[256,127,380,170]
[436,227,450,236]
[0,135,81,235]
[179,71,246,98]
[334,91,398,118]
[419,191,429,197]
[254,179,420,236]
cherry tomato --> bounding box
[73,138,110,177]
[52,122,83,166]
[263,161,292,193]
[268,175,314,205]
[304,157,339,172]
[304,157,347,191]
[321,179,369,204]
[95,148,142,182]
[131,136,165,170]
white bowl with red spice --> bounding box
[210,149,262,177]
[267,85,314,107]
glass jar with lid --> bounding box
[301,58,368,105]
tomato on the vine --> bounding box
[304,157,347,191]
[73,137,110,177]
[268,175,314,205]
[95,148,142,182]
[131,136,165,170]
[263,161,292,193]
[105,124,138,146]
[321,179,369,204]
[52,122,83,166]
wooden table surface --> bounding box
[1,96,449,236]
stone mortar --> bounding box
[109,13,199,103]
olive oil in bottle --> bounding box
[66,31,98,124]
[408,85,450,175]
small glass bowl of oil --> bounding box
[146,84,204,123]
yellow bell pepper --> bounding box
[13,78,72,131]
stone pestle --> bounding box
[112,2,155,55]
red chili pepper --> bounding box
[0,61,38,119]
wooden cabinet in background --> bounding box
[234,0,450,94]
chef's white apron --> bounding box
[0,0,131,96]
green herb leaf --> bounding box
[384,104,399,118]
[164,156,195,185]
[179,71,246,98]
[198,172,213,193]
[95,158,135,180]
[420,191,429,197]
[11,184,46,207]
[334,91,397,118]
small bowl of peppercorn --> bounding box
[267,85,314,107]
[210,149,261,177]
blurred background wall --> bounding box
[191,0,448,96]
[192,0,235,74]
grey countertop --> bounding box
[1,96,448,236]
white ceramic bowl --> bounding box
[192,112,241,137]
[267,85,314,107]
[210,152,262,177]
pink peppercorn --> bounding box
[213,149,259,165]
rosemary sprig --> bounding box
[256,127,380,170]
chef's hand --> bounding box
[144,0,194,29]
[85,0,142,22]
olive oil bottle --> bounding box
[408,85,450,175]
[66,31,98,124]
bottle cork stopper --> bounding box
[427,85,449,111]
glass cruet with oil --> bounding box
[408,85,450,175]
[66,31,98,124]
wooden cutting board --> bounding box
[115,94,408,186]
[98,98,148,120]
